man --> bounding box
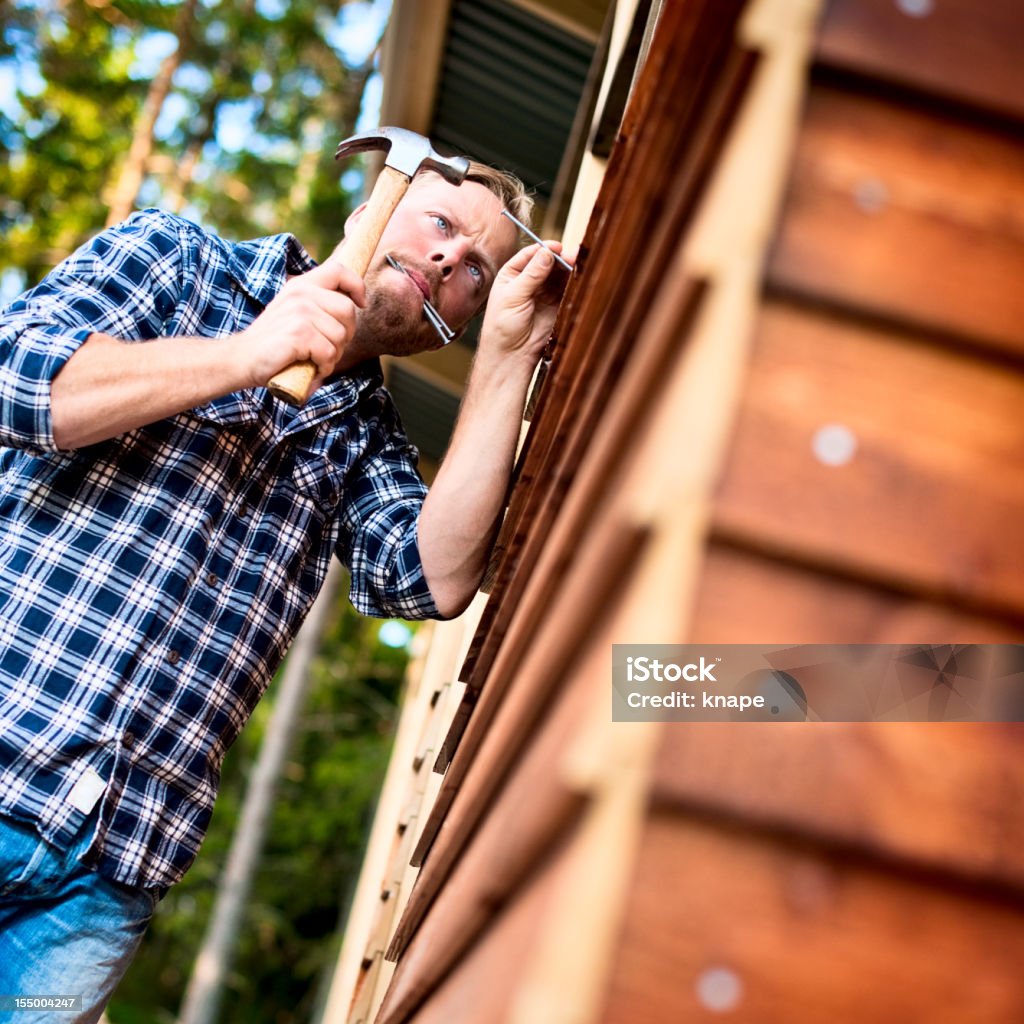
[0,158,572,1020]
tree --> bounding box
[0,0,145,287]
[104,0,200,226]
[1,0,380,285]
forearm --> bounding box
[417,349,536,617]
[49,258,365,451]
[51,332,251,449]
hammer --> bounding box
[267,127,470,406]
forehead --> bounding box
[404,173,519,268]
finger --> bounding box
[296,259,367,306]
[503,239,576,274]
[513,245,559,290]
[308,304,356,359]
[551,241,579,267]
[497,242,545,279]
[308,288,359,328]
[285,306,349,376]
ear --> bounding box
[344,201,368,236]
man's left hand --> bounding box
[479,241,576,366]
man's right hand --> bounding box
[235,259,366,389]
[50,260,366,451]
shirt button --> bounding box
[166,649,181,666]
[239,502,249,518]
[206,572,219,587]
[122,731,136,749]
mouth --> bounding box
[405,268,432,303]
[384,254,455,345]
[385,255,433,303]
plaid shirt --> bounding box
[0,209,438,890]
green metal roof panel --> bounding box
[431,0,595,196]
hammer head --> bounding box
[335,126,469,185]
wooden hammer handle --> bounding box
[267,165,412,406]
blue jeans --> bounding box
[0,814,161,1023]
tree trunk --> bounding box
[105,0,199,226]
[176,562,343,1024]
[164,96,218,214]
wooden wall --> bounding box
[334,0,1024,1020]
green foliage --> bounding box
[0,0,377,292]
[109,583,416,1024]
[1,3,144,284]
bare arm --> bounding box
[417,243,572,617]
[51,260,365,450]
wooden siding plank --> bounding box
[597,813,1024,1023]
[377,645,595,1011]
[651,720,1024,892]
[817,0,1024,123]
[690,543,1024,644]
[767,83,1024,357]
[437,274,706,772]
[396,825,575,1024]
[409,521,648,869]
[712,300,1024,616]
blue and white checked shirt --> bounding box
[0,209,439,889]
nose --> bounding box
[429,239,468,280]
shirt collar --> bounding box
[224,232,386,434]
[227,232,317,309]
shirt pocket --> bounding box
[290,444,343,517]
[191,391,262,430]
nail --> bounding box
[387,253,455,343]
[500,209,573,271]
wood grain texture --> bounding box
[767,84,1024,356]
[651,719,1024,891]
[711,300,1024,615]
[380,640,595,977]
[410,522,647,869]
[817,0,1024,123]
[459,0,754,686]
[597,813,1024,1024]
[399,823,576,1024]
[690,544,1024,644]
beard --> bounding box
[352,263,444,358]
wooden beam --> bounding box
[690,543,1024,642]
[378,0,453,135]
[651,718,1024,892]
[817,0,1024,124]
[460,0,754,688]
[599,812,1024,1023]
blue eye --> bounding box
[433,214,449,232]
[468,263,482,281]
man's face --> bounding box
[345,172,519,357]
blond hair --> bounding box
[413,159,534,232]
[463,159,535,232]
